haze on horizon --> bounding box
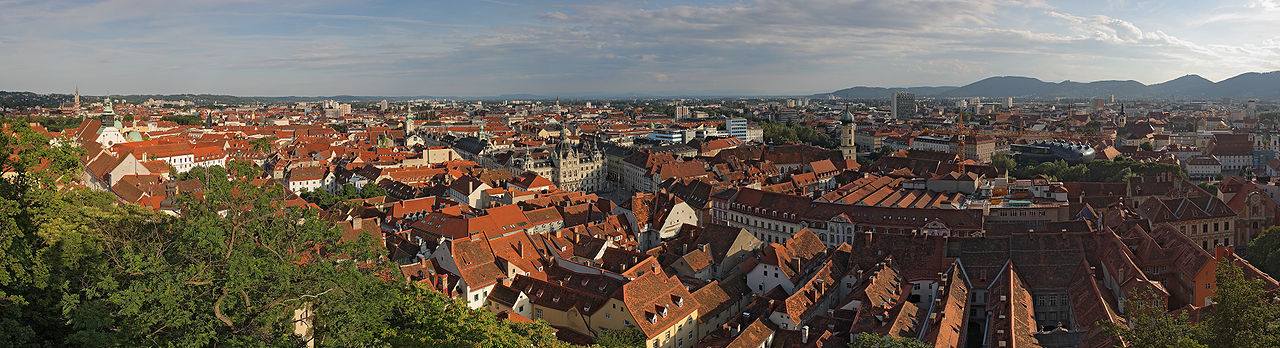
[2,0,1279,97]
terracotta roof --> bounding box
[619,270,699,338]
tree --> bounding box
[249,137,277,154]
[384,285,567,347]
[1198,182,1219,196]
[1098,290,1202,348]
[360,182,388,199]
[849,333,930,348]
[596,327,646,347]
[0,124,572,346]
[1140,141,1154,151]
[991,153,1015,173]
[1193,258,1280,348]
[1247,226,1280,279]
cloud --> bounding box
[538,11,570,22]
[1,0,1279,96]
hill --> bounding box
[816,71,1280,100]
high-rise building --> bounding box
[675,106,691,119]
[891,92,916,120]
[1004,97,1013,108]
[726,118,748,141]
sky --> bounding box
[2,0,1280,97]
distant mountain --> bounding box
[939,76,1054,97]
[827,86,956,99]
[1148,74,1214,98]
[816,71,1280,100]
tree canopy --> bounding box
[0,123,568,346]
[1011,158,1184,182]
[1247,226,1280,279]
[1102,259,1280,348]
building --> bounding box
[726,118,748,141]
[1138,196,1238,250]
[839,124,857,160]
[892,92,916,121]
[1183,155,1222,180]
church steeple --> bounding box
[405,105,416,133]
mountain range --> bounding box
[817,71,1280,100]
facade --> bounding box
[726,118,748,141]
[500,137,607,192]
[839,124,857,160]
[891,92,916,120]
[1139,196,1238,250]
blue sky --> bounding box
[2,0,1279,96]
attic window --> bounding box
[672,295,684,307]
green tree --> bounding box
[596,327,646,347]
[0,123,91,345]
[1246,226,1280,278]
[249,136,277,153]
[361,182,388,199]
[1140,141,1155,151]
[1098,290,1203,348]
[849,333,930,348]
[991,153,1015,173]
[1193,258,1280,348]
[1198,182,1219,196]
[385,285,567,347]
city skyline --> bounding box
[3,0,1280,96]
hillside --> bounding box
[816,71,1280,100]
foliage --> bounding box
[162,114,205,126]
[1103,259,1280,347]
[5,115,87,132]
[760,121,837,149]
[384,285,568,347]
[1193,259,1280,348]
[1247,226,1280,279]
[849,333,931,348]
[1197,182,1219,196]
[1011,159,1183,182]
[991,153,1015,173]
[249,137,278,154]
[1140,141,1155,151]
[300,183,360,210]
[595,327,646,348]
[361,182,388,199]
[1098,290,1202,348]
[0,125,567,346]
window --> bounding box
[536,309,544,319]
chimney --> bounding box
[801,326,810,344]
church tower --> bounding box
[838,108,857,160]
[74,86,81,114]
[405,105,416,133]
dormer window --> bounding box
[672,295,684,307]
